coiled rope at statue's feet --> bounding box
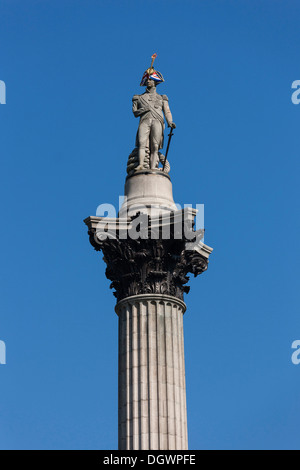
[127,148,171,176]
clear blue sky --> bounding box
[1,0,299,450]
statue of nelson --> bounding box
[132,55,176,171]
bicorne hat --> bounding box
[140,53,165,86]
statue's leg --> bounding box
[150,120,161,169]
[137,120,150,170]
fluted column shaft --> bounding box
[116,294,188,450]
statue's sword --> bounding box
[162,127,174,172]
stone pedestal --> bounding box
[119,169,178,218]
[116,294,188,450]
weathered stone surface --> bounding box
[116,294,188,450]
[119,170,177,218]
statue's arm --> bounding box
[162,95,176,128]
[132,96,147,118]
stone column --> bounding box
[116,294,188,450]
[84,170,213,451]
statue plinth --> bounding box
[119,169,177,218]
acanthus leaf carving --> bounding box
[87,229,208,302]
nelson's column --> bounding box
[84,54,213,450]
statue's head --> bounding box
[145,78,157,88]
[140,53,164,86]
